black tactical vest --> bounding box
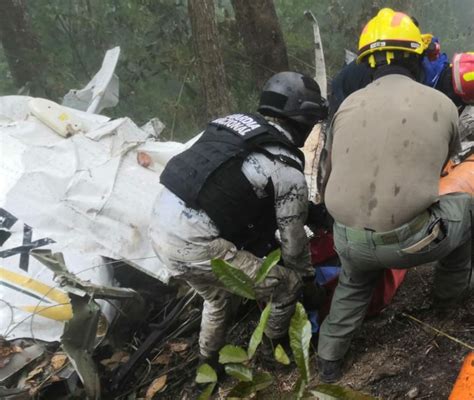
[160,113,305,256]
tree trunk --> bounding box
[188,0,232,119]
[231,0,289,89]
[0,0,47,96]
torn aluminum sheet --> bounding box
[141,118,165,139]
[0,95,189,342]
[344,49,357,65]
[0,213,116,342]
[31,249,137,300]
[304,10,327,99]
[62,47,120,114]
[0,344,45,384]
[61,294,101,400]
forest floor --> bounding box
[14,264,470,399]
[328,265,474,400]
[163,265,473,399]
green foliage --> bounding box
[275,0,474,79]
[211,258,256,300]
[255,248,281,285]
[195,363,217,384]
[289,302,312,383]
[218,345,248,364]
[207,251,314,397]
[2,0,202,139]
[247,302,271,359]
[0,47,16,95]
[224,363,253,382]
[309,384,378,399]
[197,383,216,400]
[274,343,291,365]
[227,372,274,399]
[1,1,471,139]
[294,377,308,400]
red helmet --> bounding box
[452,52,474,104]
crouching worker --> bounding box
[317,9,473,383]
[150,72,328,372]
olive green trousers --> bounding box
[318,193,473,361]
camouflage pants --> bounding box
[158,238,302,358]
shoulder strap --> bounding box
[256,147,304,173]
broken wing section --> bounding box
[0,95,188,342]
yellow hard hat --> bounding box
[358,8,424,67]
[421,33,434,49]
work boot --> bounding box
[432,290,469,318]
[317,356,343,383]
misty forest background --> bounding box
[0,0,473,141]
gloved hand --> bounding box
[307,202,333,230]
[301,279,327,311]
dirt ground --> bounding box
[333,265,473,399]
[167,264,473,399]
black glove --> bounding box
[307,202,333,230]
[301,279,327,311]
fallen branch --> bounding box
[402,313,474,351]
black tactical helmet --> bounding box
[258,71,328,146]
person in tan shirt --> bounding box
[325,73,460,231]
[317,8,472,383]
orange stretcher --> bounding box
[449,352,474,400]
[440,154,474,195]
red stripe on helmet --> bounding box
[391,12,405,27]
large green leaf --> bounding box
[254,248,281,285]
[289,302,312,382]
[274,344,290,365]
[227,372,274,399]
[247,302,271,359]
[195,363,217,384]
[224,363,253,382]
[308,384,378,400]
[197,383,216,400]
[294,377,307,400]
[219,345,248,364]
[211,259,256,300]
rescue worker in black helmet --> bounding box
[150,71,328,374]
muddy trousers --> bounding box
[175,239,302,359]
[318,193,473,361]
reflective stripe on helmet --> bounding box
[359,39,421,55]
